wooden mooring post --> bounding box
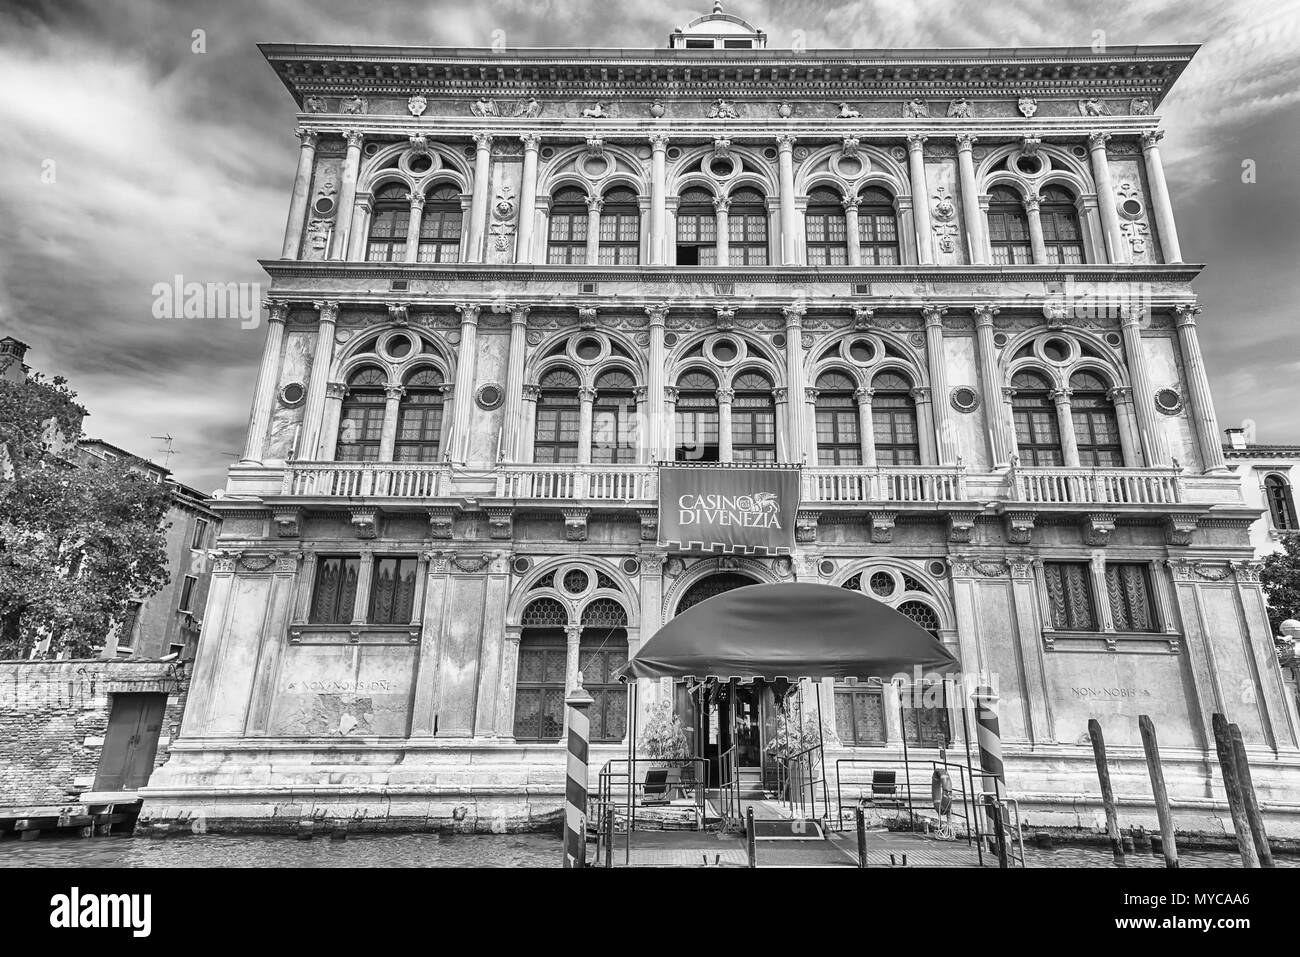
[1227,722,1274,867]
[1211,713,1259,868]
[1137,715,1178,868]
[1087,719,1124,862]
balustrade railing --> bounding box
[495,464,658,501]
[1012,466,1183,505]
[282,461,448,498]
[802,466,968,504]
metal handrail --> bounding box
[778,743,825,821]
[717,745,742,831]
[594,756,710,837]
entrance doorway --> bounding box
[94,693,168,792]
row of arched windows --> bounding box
[988,185,1085,265]
[338,366,446,462]
[1010,370,1121,467]
[367,184,463,264]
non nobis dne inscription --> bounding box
[1070,686,1153,699]
[283,679,401,693]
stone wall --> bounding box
[0,659,188,808]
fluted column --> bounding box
[451,304,480,463]
[300,300,339,460]
[783,302,807,462]
[776,134,799,265]
[1142,131,1183,264]
[378,385,405,462]
[956,134,986,264]
[1119,308,1168,465]
[501,305,530,460]
[403,192,425,263]
[577,386,596,464]
[923,304,957,464]
[1088,133,1127,264]
[1052,389,1081,467]
[646,304,668,461]
[330,130,363,260]
[714,197,731,266]
[1025,194,1048,263]
[843,198,862,266]
[467,132,493,263]
[974,304,1013,467]
[855,388,876,466]
[1174,304,1227,472]
[717,388,735,462]
[516,134,541,264]
[649,134,669,265]
[282,127,318,259]
[241,301,290,464]
[907,133,934,264]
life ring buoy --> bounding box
[931,767,953,817]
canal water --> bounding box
[0,832,1291,868]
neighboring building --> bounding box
[1222,428,1299,558]
[76,439,221,661]
[0,336,30,383]
[145,6,1300,834]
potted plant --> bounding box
[638,698,691,767]
[766,708,838,802]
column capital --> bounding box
[633,385,649,402]
[1087,132,1111,151]
[1001,386,1017,401]
[1107,386,1133,404]
[921,303,947,326]
[1024,194,1041,212]
[804,387,820,403]
[772,386,789,403]
[586,195,604,213]
[1141,130,1165,150]
[510,304,531,324]
[385,385,407,400]
[473,131,494,150]
[955,133,978,151]
[262,299,291,324]
[456,303,481,326]
[853,387,875,404]
[782,302,807,326]
[775,133,798,151]
[841,196,860,213]
[713,195,731,213]
[520,132,543,151]
[910,386,932,404]
[1050,388,1074,406]
[522,383,542,401]
[1174,303,1202,326]
[342,130,364,150]
[313,300,340,323]
[973,304,1000,325]
[326,381,348,400]
[645,303,669,326]
[578,386,598,402]
[648,132,670,151]
[296,127,319,148]
[408,192,426,211]
[663,386,680,402]
[906,132,927,150]
[715,388,735,405]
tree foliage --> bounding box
[1261,535,1300,638]
[0,374,173,658]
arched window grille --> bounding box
[534,368,581,463]
[337,367,387,462]
[805,187,847,265]
[731,370,776,463]
[871,371,920,466]
[1040,186,1085,265]
[1011,370,1063,466]
[394,368,445,462]
[728,188,769,265]
[676,187,717,266]
[514,598,569,742]
[366,185,410,262]
[815,370,861,465]
[592,369,637,464]
[598,187,640,265]
[988,186,1031,265]
[858,187,900,265]
[547,187,588,264]
[675,370,720,462]
[1069,371,1122,467]
[417,184,462,263]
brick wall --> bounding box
[0,659,189,808]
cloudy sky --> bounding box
[1,0,1298,491]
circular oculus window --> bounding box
[1154,388,1183,415]
[950,386,980,413]
[312,195,336,217]
[847,337,877,364]
[279,382,306,407]
[385,334,414,359]
[476,383,505,410]
[1040,337,1073,364]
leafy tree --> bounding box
[0,374,173,658]
[1260,534,1300,638]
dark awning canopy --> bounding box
[617,582,959,682]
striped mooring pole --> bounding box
[971,684,1008,866]
[564,681,595,869]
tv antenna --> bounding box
[151,433,176,468]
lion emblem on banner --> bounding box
[736,492,780,515]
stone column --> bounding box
[907,133,934,264]
[501,304,530,461]
[1174,304,1227,472]
[783,302,807,463]
[241,301,290,464]
[773,387,791,462]
[345,192,374,261]
[282,127,318,259]
[634,386,649,461]
[1009,559,1054,744]
[330,130,363,260]
[912,387,937,465]
[564,622,583,696]
[956,134,986,265]
[1079,195,1107,263]
[299,300,338,461]
[411,552,447,736]
[1141,131,1183,263]
[855,388,876,467]
[1051,389,1081,467]
[649,133,669,265]
[319,382,347,462]
[351,550,375,626]
[467,132,493,264]
[843,197,862,266]
[293,552,319,622]
[497,626,522,738]
[577,386,596,464]
[1088,133,1127,264]
[1119,308,1168,466]
[474,552,512,737]
[451,304,480,463]
[646,305,668,461]
[403,192,425,263]
[521,384,540,462]
[1025,194,1048,263]
[663,386,679,461]
[799,388,816,465]
[776,134,799,265]
[1108,387,1141,468]
[717,388,735,463]
[923,304,957,464]
[714,197,731,266]
[516,134,541,264]
[585,195,603,265]
[894,196,917,266]
[974,305,1013,468]
[378,385,405,462]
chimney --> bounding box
[1224,427,1247,450]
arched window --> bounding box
[1011,370,1063,466]
[806,187,848,265]
[871,371,920,466]
[514,598,568,742]
[1266,474,1297,531]
[336,367,387,462]
[580,598,629,743]
[675,370,719,462]
[859,187,900,265]
[732,370,776,463]
[676,572,756,616]
[815,371,861,465]
[547,187,588,264]
[988,186,1031,265]
[534,368,581,463]
[394,368,445,462]
[1069,371,1122,467]
[592,369,637,464]
[598,187,640,265]
[728,188,769,265]
[676,187,717,266]
[416,184,462,263]
[1040,186,1085,265]
[365,185,410,262]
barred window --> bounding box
[534,368,580,463]
[514,632,566,742]
[368,556,419,625]
[835,681,887,747]
[1040,186,1085,265]
[366,184,410,262]
[395,368,445,463]
[1011,370,1063,466]
[310,556,360,624]
[521,597,568,627]
[806,187,847,266]
[1044,561,1097,631]
[1070,371,1123,467]
[597,187,640,265]
[117,601,142,649]
[1106,563,1158,632]
[731,370,776,464]
[547,187,588,264]
[858,187,899,265]
[815,371,861,465]
[727,188,769,265]
[871,371,920,466]
[337,367,387,462]
[579,631,628,743]
[988,186,1031,265]
[416,184,462,263]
